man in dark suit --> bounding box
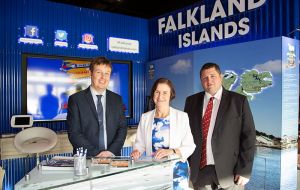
[184,63,256,190]
[67,57,127,157]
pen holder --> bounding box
[74,155,87,176]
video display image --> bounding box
[25,56,131,120]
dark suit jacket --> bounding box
[184,88,256,188]
[67,87,127,157]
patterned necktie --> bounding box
[96,95,105,151]
[200,97,214,169]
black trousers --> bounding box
[192,165,245,190]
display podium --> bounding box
[15,157,179,190]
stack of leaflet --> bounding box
[91,156,132,167]
[41,156,74,170]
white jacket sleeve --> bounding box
[133,114,146,154]
[178,113,196,161]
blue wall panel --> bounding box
[0,0,149,134]
[149,0,300,60]
[1,1,147,188]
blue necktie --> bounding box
[96,95,105,151]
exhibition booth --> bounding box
[0,0,299,189]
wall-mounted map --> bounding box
[223,70,273,100]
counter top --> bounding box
[15,156,178,190]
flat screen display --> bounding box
[15,117,30,125]
[22,54,132,121]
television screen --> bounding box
[22,54,132,121]
[15,117,30,125]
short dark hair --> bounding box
[200,62,221,78]
[89,56,112,72]
[150,78,176,101]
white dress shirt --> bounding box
[202,87,223,165]
[90,86,107,149]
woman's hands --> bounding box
[131,148,177,160]
[131,149,142,160]
[153,148,175,159]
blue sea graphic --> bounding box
[246,147,297,190]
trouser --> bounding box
[193,165,245,190]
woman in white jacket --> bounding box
[131,78,195,190]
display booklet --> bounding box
[41,156,74,170]
[91,156,132,167]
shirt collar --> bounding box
[90,86,106,98]
[204,86,223,101]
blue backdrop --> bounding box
[0,0,149,134]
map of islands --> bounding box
[223,70,273,100]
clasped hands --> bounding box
[96,151,114,157]
[131,148,174,160]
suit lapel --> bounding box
[196,92,205,135]
[169,107,175,148]
[146,110,155,155]
[105,90,112,128]
[214,88,230,134]
[84,87,98,120]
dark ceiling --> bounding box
[50,0,201,19]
